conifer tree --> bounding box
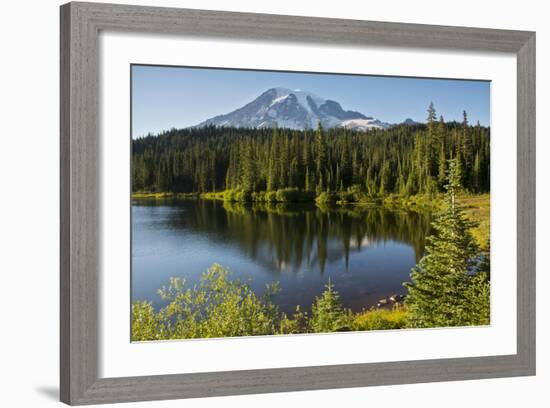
[404,159,488,327]
[314,122,326,191]
[426,102,438,176]
[427,102,437,126]
[240,140,255,191]
[267,127,279,191]
[437,115,447,188]
[302,132,312,186]
[438,141,447,189]
[460,110,473,188]
[310,280,349,332]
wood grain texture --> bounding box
[69,1,533,52]
[60,1,536,405]
[516,34,536,372]
[60,2,100,404]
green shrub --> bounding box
[351,306,408,331]
[131,301,165,341]
[315,191,337,204]
[266,191,278,202]
[223,189,236,201]
[234,190,252,202]
[132,264,281,340]
[279,305,308,335]
[252,191,266,202]
[335,184,366,203]
[222,189,253,202]
[309,281,351,332]
[337,190,355,203]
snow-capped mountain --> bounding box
[195,87,393,131]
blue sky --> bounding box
[132,65,490,138]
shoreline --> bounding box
[131,190,489,248]
[131,190,442,207]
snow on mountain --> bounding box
[340,118,392,131]
[195,87,394,131]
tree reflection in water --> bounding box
[145,199,433,276]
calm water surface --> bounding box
[132,199,432,314]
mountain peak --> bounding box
[195,88,392,131]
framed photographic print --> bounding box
[60,2,535,405]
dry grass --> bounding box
[351,305,409,331]
[457,194,490,250]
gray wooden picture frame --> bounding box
[60,1,536,405]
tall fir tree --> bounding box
[267,127,279,191]
[314,122,327,193]
[438,141,447,189]
[404,158,489,327]
[437,115,447,188]
[426,102,438,177]
[460,110,473,188]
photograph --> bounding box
[130,65,491,341]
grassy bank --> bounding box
[457,194,490,250]
[351,306,408,331]
[382,193,489,249]
[133,189,441,206]
[132,191,199,200]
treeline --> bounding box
[132,103,490,197]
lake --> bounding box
[132,199,432,315]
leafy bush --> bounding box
[279,305,308,335]
[132,264,281,341]
[265,191,278,202]
[223,189,237,201]
[252,191,266,202]
[337,190,355,203]
[234,190,252,202]
[315,191,337,204]
[222,189,252,202]
[132,301,165,341]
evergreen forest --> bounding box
[132,104,490,201]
